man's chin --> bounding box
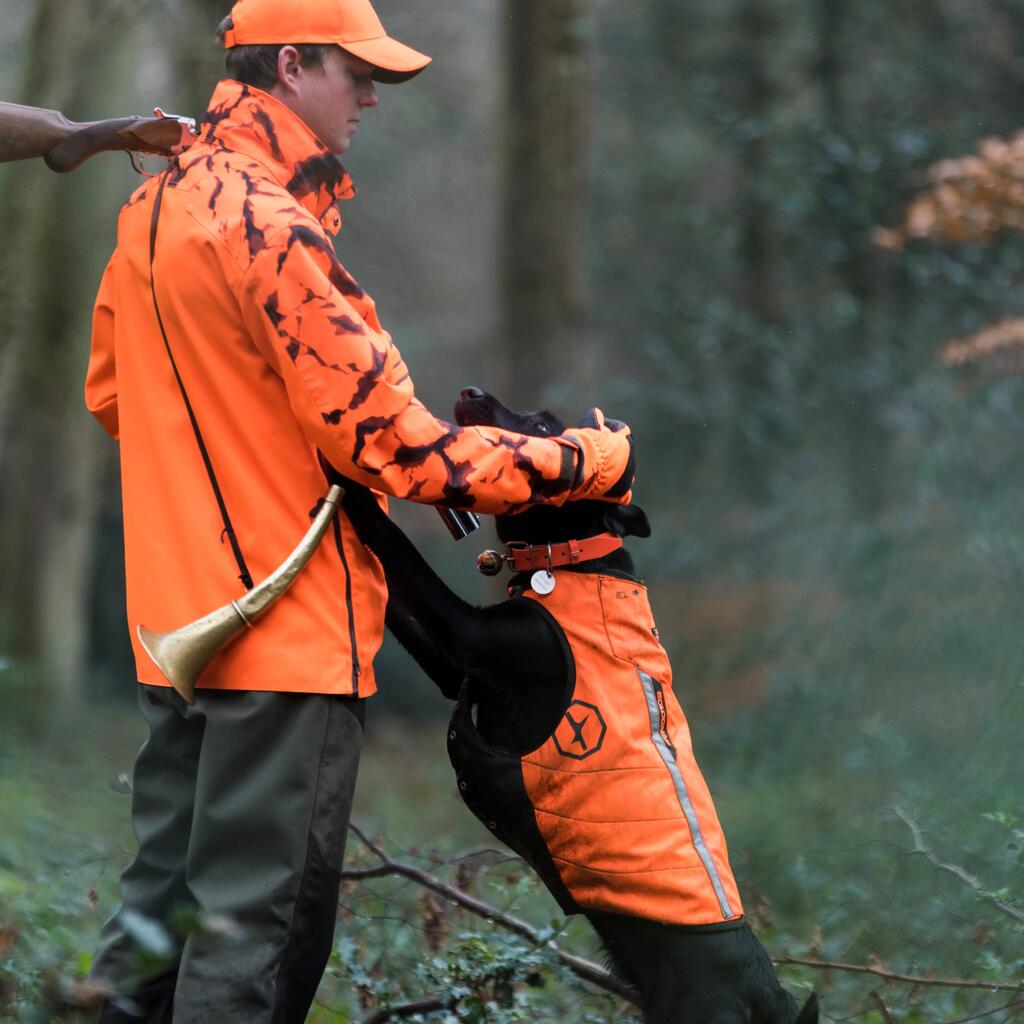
[316,134,350,156]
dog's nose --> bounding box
[460,387,485,401]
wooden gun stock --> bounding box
[0,101,197,173]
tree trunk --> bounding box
[175,0,229,117]
[814,0,885,518]
[0,0,126,705]
[36,387,106,704]
[501,0,589,409]
[0,0,94,669]
[731,0,781,504]
[0,0,83,476]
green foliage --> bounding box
[340,928,552,1023]
[0,707,137,1022]
[310,831,626,1023]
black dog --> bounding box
[339,388,818,1024]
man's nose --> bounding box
[360,83,378,108]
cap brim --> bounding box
[341,36,431,84]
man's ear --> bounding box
[606,504,651,539]
[275,44,305,94]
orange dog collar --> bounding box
[476,533,623,577]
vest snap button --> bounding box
[488,821,497,831]
[449,730,457,740]
[459,780,467,791]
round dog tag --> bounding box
[531,571,556,596]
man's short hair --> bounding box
[216,15,332,90]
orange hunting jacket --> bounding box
[449,571,743,926]
[85,81,624,696]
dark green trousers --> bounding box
[91,684,365,1024]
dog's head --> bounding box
[454,387,650,546]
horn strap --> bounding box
[502,533,623,572]
[150,168,254,590]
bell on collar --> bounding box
[476,549,505,577]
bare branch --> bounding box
[345,824,639,1006]
[893,807,1024,927]
[940,998,1024,1024]
[350,823,390,862]
[774,956,1023,993]
[361,995,452,1024]
[340,864,406,882]
[435,844,518,866]
[871,990,899,1023]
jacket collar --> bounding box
[200,79,356,225]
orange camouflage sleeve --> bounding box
[237,221,631,513]
[85,252,120,440]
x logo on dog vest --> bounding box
[553,700,606,760]
[566,710,590,749]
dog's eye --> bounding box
[533,422,550,435]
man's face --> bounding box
[273,46,378,155]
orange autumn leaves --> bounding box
[875,133,1024,372]
[941,318,1024,375]
[875,133,1024,249]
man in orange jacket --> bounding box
[85,1,634,1021]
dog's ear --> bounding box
[606,504,651,539]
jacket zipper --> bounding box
[332,514,360,694]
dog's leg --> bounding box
[590,911,816,1024]
[382,599,466,698]
[340,482,566,697]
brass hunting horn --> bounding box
[137,484,344,704]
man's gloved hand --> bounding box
[560,407,635,504]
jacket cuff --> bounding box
[560,428,633,504]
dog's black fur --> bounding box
[338,388,818,1024]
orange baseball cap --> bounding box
[223,0,431,83]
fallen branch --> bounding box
[345,824,638,1006]
[894,807,1024,927]
[940,997,1024,1024]
[871,990,899,1023]
[774,956,1023,993]
[361,995,452,1024]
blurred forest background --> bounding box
[2,0,1024,1021]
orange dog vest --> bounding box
[449,571,743,927]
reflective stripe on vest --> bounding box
[637,667,734,919]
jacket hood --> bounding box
[200,79,356,226]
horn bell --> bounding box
[137,603,251,705]
[137,484,344,705]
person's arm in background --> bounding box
[237,220,634,513]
